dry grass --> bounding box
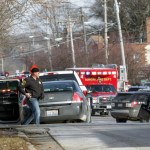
[0,136,28,150]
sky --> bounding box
[70,0,95,7]
[11,0,98,35]
[69,0,103,26]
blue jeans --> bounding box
[21,98,40,125]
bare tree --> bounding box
[0,0,30,52]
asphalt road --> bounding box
[44,115,150,150]
[2,115,150,150]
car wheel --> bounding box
[85,108,92,123]
[91,110,95,116]
[116,118,127,123]
[100,111,105,116]
[140,119,150,123]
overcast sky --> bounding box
[70,0,95,7]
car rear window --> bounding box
[112,93,134,102]
[144,83,150,87]
[0,80,19,91]
[40,74,78,82]
[128,88,140,91]
[135,94,149,105]
[43,82,77,92]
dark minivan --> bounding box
[111,91,150,123]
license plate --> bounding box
[46,110,58,116]
[118,103,123,107]
[107,105,111,109]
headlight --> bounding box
[92,97,98,103]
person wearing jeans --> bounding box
[19,66,44,125]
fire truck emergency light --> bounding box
[85,71,91,76]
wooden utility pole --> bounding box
[81,7,88,67]
[104,0,108,64]
[114,0,128,92]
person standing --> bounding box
[19,67,44,125]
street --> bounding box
[2,115,150,150]
[43,115,150,150]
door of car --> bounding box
[0,79,21,124]
[136,94,150,121]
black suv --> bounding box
[111,91,150,123]
[0,79,21,124]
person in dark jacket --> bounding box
[19,67,44,125]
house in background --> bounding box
[145,17,150,64]
[87,17,150,84]
[87,17,150,65]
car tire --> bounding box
[91,110,95,116]
[116,118,127,123]
[85,108,92,123]
[140,119,150,123]
[100,111,105,116]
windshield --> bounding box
[112,93,134,102]
[86,85,116,92]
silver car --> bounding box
[39,80,91,123]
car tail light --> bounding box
[131,101,138,107]
[1,89,11,93]
[21,96,27,106]
[126,101,139,107]
[72,92,84,102]
[82,90,87,96]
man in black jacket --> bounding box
[20,67,44,125]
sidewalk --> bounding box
[0,125,64,150]
[17,126,64,150]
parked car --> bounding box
[39,80,91,123]
[111,91,150,123]
[0,79,21,124]
[128,86,148,92]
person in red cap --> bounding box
[19,66,44,125]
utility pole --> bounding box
[29,35,35,64]
[57,15,76,68]
[81,7,88,66]
[1,56,4,72]
[46,1,53,71]
[114,0,127,81]
[68,16,76,68]
[104,0,108,64]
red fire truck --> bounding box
[66,64,127,115]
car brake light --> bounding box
[47,72,54,75]
[82,90,87,96]
[131,101,138,107]
[1,89,11,93]
[72,92,83,102]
